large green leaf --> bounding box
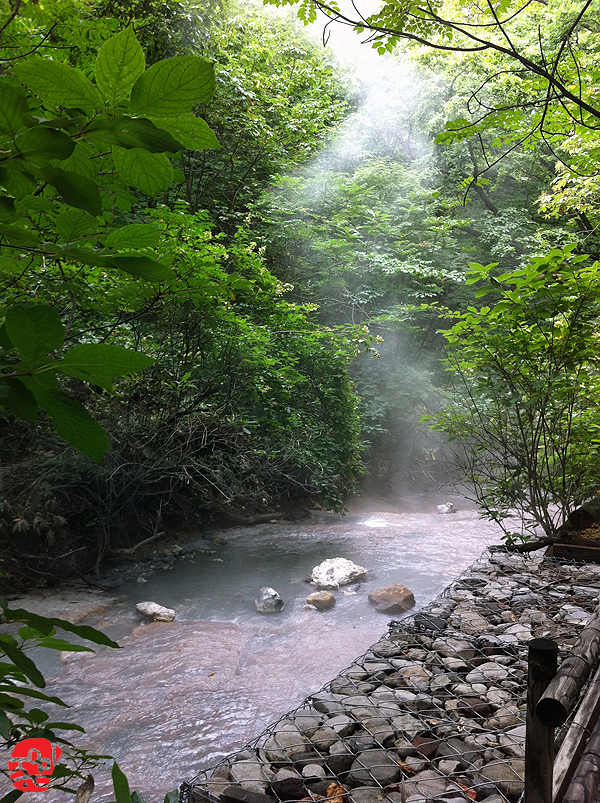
[15,126,75,164]
[38,638,94,652]
[55,209,99,243]
[112,146,173,196]
[21,383,109,463]
[1,605,119,648]
[0,638,45,687]
[0,789,23,803]
[0,83,28,138]
[40,168,102,217]
[129,56,215,117]
[5,304,64,364]
[85,116,184,152]
[105,223,160,250]
[14,58,103,111]
[107,254,173,281]
[0,223,42,248]
[112,762,132,803]
[0,162,35,199]
[0,196,16,223]
[150,114,220,150]
[95,27,145,108]
[0,686,67,706]
[0,378,38,424]
[60,344,154,391]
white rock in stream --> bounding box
[311,557,367,588]
[135,601,175,621]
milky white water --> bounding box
[2,500,501,802]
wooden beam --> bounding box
[553,662,600,803]
[561,716,600,803]
[525,638,559,803]
[537,607,600,727]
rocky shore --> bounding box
[191,550,600,803]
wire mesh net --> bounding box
[187,550,600,803]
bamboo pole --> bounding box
[561,715,600,803]
[553,662,600,803]
[537,606,600,728]
[525,638,559,803]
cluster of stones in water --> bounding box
[197,554,600,803]
[254,559,416,615]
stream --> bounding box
[5,498,502,802]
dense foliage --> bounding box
[0,0,367,590]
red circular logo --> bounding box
[8,738,62,792]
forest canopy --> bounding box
[1,0,600,586]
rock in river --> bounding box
[368,584,415,614]
[255,587,284,614]
[311,558,367,589]
[307,591,336,611]
[135,601,175,622]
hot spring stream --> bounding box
[6,500,502,802]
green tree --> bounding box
[426,245,600,541]
[0,10,220,461]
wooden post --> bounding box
[525,638,559,803]
[537,607,600,727]
[561,715,600,803]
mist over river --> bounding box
[5,498,502,802]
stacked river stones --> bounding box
[192,552,600,803]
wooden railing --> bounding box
[525,606,600,803]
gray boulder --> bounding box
[255,587,284,614]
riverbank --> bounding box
[192,549,600,803]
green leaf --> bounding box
[163,791,179,803]
[20,383,109,463]
[0,378,38,425]
[85,116,185,153]
[0,686,67,706]
[132,793,147,803]
[149,114,220,150]
[0,789,23,803]
[130,56,215,117]
[18,625,47,639]
[95,27,145,108]
[112,147,173,196]
[14,58,103,111]
[0,640,45,687]
[105,223,160,250]
[40,168,102,217]
[38,638,94,652]
[5,304,65,363]
[55,209,99,243]
[15,127,75,163]
[0,83,28,138]
[1,604,119,647]
[107,254,173,281]
[46,722,85,731]
[112,762,132,803]
[60,344,154,391]
[0,708,11,739]
[0,324,13,350]
[0,196,16,223]
[0,163,35,199]
[0,223,42,248]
